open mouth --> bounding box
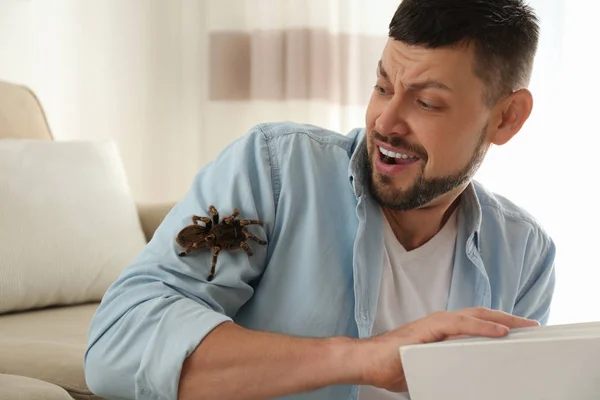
[378,146,420,165]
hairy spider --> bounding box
[175,205,266,281]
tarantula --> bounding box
[175,205,266,281]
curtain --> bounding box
[203,0,399,157]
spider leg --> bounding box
[208,205,219,225]
[192,216,212,231]
[242,228,267,245]
[178,244,194,257]
[208,246,220,281]
[192,215,211,225]
[223,208,240,224]
[240,241,253,256]
[239,219,263,226]
[205,233,216,241]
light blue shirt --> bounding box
[84,122,556,400]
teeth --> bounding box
[379,146,417,160]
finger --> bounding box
[424,313,510,341]
[460,307,540,329]
[445,334,471,341]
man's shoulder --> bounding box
[474,180,551,240]
[252,121,364,153]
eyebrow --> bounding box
[378,60,389,79]
[377,60,453,92]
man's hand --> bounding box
[357,307,540,392]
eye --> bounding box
[373,85,388,95]
[417,100,441,111]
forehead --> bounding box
[380,38,482,90]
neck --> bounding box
[382,186,465,251]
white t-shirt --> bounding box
[359,209,459,400]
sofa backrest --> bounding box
[0,80,53,141]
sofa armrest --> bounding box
[136,202,175,242]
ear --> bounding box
[490,88,533,146]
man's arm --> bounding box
[178,308,540,400]
[178,322,360,400]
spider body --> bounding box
[175,205,266,281]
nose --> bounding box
[374,95,411,138]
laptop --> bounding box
[399,321,600,400]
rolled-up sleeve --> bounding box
[84,126,277,400]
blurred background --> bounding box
[0,0,598,325]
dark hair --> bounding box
[389,0,540,106]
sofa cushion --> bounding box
[0,304,103,400]
[0,373,73,400]
[0,80,53,140]
[0,139,147,314]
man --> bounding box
[84,0,555,399]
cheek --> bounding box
[423,134,477,175]
[416,123,472,174]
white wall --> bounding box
[0,0,208,203]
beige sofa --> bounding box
[0,79,174,399]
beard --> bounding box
[365,125,488,211]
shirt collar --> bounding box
[348,128,368,198]
[348,128,482,250]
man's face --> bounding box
[365,39,493,210]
